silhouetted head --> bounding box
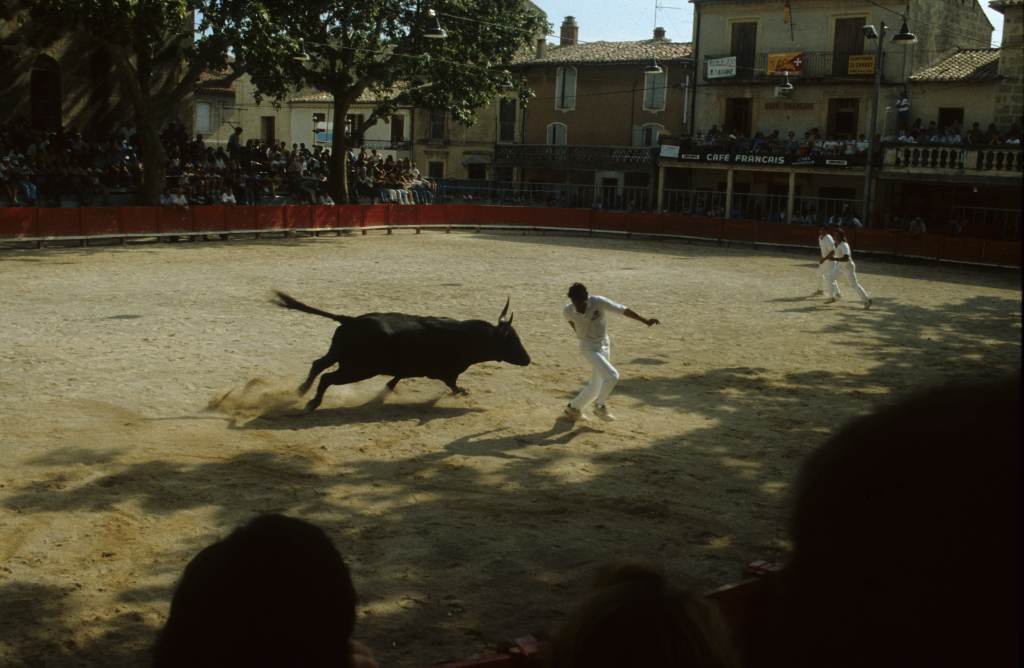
[771,377,1021,667]
[153,514,357,668]
[833,228,846,243]
[568,283,588,312]
[546,562,739,668]
[496,297,530,366]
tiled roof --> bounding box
[909,48,1001,82]
[196,69,236,95]
[289,87,406,104]
[990,0,1023,9]
[516,39,693,66]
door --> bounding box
[827,98,860,139]
[730,22,757,80]
[725,98,752,137]
[833,17,866,76]
[601,177,619,209]
[499,99,516,142]
[261,116,275,145]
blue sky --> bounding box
[533,0,1004,47]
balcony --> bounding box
[882,144,1023,181]
[703,51,886,82]
[494,144,659,171]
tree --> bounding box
[213,0,547,202]
[25,0,239,204]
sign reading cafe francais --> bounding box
[668,149,864,168]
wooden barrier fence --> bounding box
[0,204,1019,268]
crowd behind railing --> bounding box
[0,119,437,208]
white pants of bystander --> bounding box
[570,343,620,411]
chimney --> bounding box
[653,26,667,40]
[560,16,579,46]
[536,38,546,59]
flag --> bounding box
[783,0,792,24]
[768,52,804,75]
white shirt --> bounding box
[818,233,836,259]
[563,295,627,351]
[835,241,853,263]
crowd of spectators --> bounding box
[891,119,1022,146]
[150,376,1018,668]
[1,118,437,208]
[686,125,872,160]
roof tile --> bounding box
[909,48,1000,82]
[516,38,692,66]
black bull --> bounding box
[274,292,532,412]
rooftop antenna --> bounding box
[654,0,681,33]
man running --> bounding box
[815,225,841,299]
[562,283,660,422]
[828,229,873,309]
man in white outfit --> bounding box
[562,283,660,422]
[815,226,841,299]
[828,229,872,309]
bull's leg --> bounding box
[443,375,469,396]
[305,367,376,413]
[386,376,402,392]
[298,354,337,396]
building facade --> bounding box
[496,17,694,208]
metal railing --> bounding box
[703,51,885,81]
[952,206,1021,240]
[494,144,659,170]
[662,188,863,224]
[436,180,653,211]
[883,144,1023,174]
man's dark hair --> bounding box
[546,562,739,668]
[568,283,588,302]
[153,514,357,668]
[753,377,1020,668]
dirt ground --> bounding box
[0,230,1020,666]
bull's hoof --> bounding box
[297,382,311,396]
[452,387,469,396]
[303,399,320,413]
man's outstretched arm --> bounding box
[623,308,660,327]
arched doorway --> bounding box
[30,54,61,132]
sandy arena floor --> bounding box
[0,231,1020,666]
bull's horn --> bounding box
[498,296,510,323]
[508,311,514,325]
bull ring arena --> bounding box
[1,204,1021,666]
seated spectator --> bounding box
[545,562,739,668]
[908,216,926,235]
[153,514,378,668]
[220,189,237,205]
[741,377,1020,668]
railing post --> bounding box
[725,168,734,220]
[656,165,666,213]
[786,170,796,225]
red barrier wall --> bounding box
[4,204,1018,268]
[38,209,82,237]
[0,208,38,238]
[157,207,192,234]
[193,205,226,233]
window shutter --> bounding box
[653,71,667,110]
[564,67,576,109]
[195,102,211,133]
[555,67,564,109]
[632,125,643,147]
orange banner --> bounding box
[767,52,803,75]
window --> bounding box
[724,98,752,136]
[554,66,577,111]
[261,116,276,145]
[390,115,405,143]
[633,123,665,147]
[546,122,567,145]
[730,22,757,79]
[345,113,366,138]
[195,102,211,134]
[833,17,866,76]
[827,98,859,139]
[499,98,517,142]
[643,67,667,111]
[428,161,445,178]
[467,164,487,180]
[430,110,446,140]
[937,107,964,130]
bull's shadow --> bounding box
[443,421,601,460]
[235,396,486,430]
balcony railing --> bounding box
[494,144,659,170]
[883,144,1023,176]
[703,51,886,81]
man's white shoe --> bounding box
[594,404,616,421]
[563,405,587,422]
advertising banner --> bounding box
[767,52,804,75]
[706,56,737,79]
[847,55,876,75]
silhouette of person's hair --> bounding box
[568,283,588,302]
[747,377,1020,667]
[546,562,739,668]
[153,514,357,668]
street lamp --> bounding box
[861,17,915,227]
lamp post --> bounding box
[862,18,916,227]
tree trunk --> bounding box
[329,96,353,203]
[136,117,167,206]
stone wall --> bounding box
[994,4,1023,130]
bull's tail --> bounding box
[273,291,352,323]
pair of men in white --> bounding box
[562,283,660,422]
[817,227,872,310]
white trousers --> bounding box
[831,261,870,302]
[570,343,620,410]
[817,259,841,297]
